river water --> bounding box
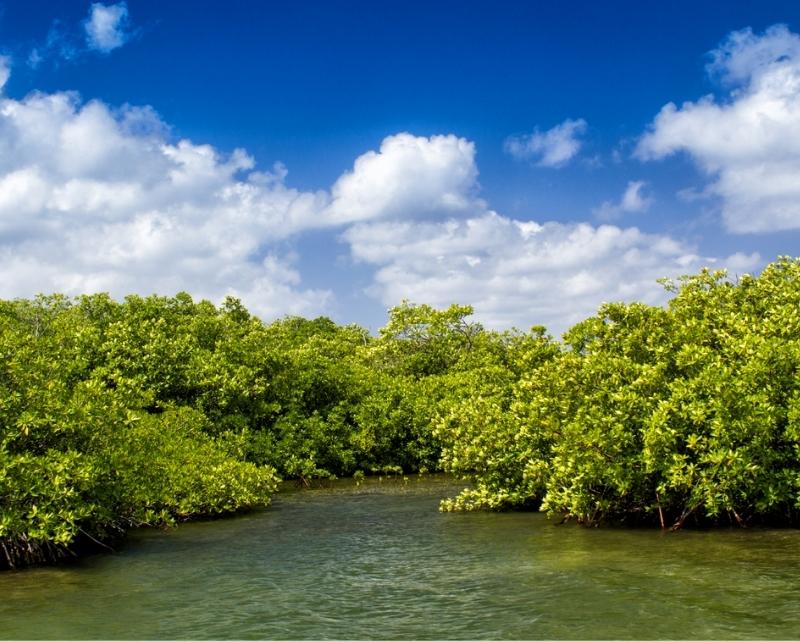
[2,475,800,639]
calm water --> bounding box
[2,475,800,639]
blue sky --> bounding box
[0,1,799,333]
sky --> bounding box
[0,0,799,334]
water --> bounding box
[2,475,800,639]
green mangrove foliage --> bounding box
[438,257,800,529]
[0,295,280,569]
[4,256,800,569]
[1,294,501,568]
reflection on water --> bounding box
[2,475,800,639]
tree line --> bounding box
[3,257,800,569]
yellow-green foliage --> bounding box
[438,257,800,528]
[0,294,281,569]
[5,257,800,570]
[1,294,494,568]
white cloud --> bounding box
[332,135,757,333]
[26,6,133,67]
[504,118,587,167]
[343,213,759,334]
[593,180,653,220]
[706,24,800,85]
[637,24,800,233]
[326,133,481,223]
[0,83,757,332]
[0,94,501,321]
[84,2,132,53]
[338,142,757,333]
[0,90,333,318]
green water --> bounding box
[2,475,800,639]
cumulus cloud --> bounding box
[706,24,800,85]
[593,180,653,220]
[343,214,758,334]
[335,134,756,333]
[326,133,481,223]
[0,90,333,318]
[637,24,800,233]
[504,118,587,167]
[0,84,755,331]
[0,98,486,318]
[84,2,132,53]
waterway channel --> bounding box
[2,475,799,639]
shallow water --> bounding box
[2,475,800,639]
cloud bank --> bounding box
[637,25,800,234]
[0,64,758,331]
[342,210,757,335]
[0,90,333,318]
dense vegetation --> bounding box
[3,256,800,569]
[438,257,800,529]
[0,294,492,568]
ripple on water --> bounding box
[2,476,800,639]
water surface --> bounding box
[2,475,800,639]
